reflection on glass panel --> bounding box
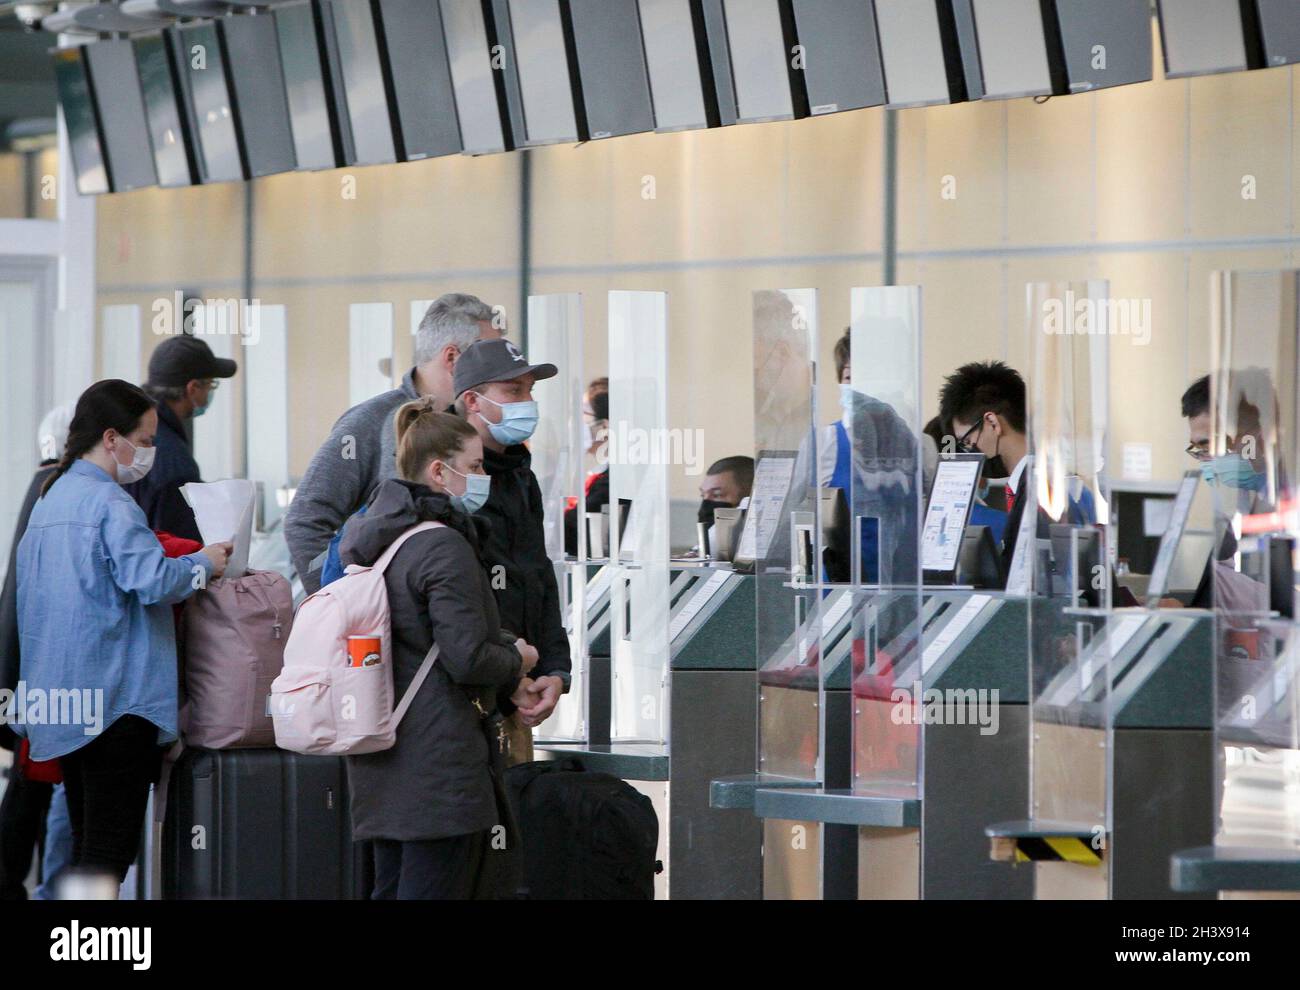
[246,305,290,528]
[609,291,671,744]
[751,289,821,778]
[1210,270,1300,857]
[848,287,923,798]
[1026,280,1112,888]
[528,293,588,742]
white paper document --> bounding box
[181,479,257,579]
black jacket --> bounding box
[0,464,55,751]
[479,444,572,684]
[340,479,522,842]
[123,401,202,543]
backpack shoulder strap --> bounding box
[392,644,439,730]
[369,521,446,575]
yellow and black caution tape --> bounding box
[989,834,1104,865]
[1010,835,1103,865]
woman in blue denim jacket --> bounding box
[13,380,231,888]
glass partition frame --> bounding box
[528,292,588,742]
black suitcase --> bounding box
[162,747,372,900]
[504,758,659,900]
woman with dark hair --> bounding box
[13,379,231,890]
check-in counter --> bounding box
[538,562,759,899]
[752,590,1032,899]
[988,608,1215,899]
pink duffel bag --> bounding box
[183,569,293,749]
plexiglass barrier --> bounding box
[529,293,587,742]
[752,288,823,780]
[847,286,924,801]
[751,288,822,899]
[1209,270,1300,866]
[609,291,671,745]
[1025,279,1114,896]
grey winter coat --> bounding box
[340,479,522,842]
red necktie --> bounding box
[1005,484,1016,517]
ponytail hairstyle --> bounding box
[41,379,154,497]
[394,397,478,484]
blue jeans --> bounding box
[34,783,71,900]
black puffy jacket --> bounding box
[340,479,522,842]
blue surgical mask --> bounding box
[1200,453,1265,491]
[446,466,491,514]
[839,384,856,416]
[475,393,539,445]
[192,398,209,418]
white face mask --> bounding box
[114,436,156,485]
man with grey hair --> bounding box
[285,292,502,592]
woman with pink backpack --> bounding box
[338,399,538,899]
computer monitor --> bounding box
[711,0,807,123]
[638,0,722,131]
[1049,524,1104,607]
[491,0,587,146]
[172,23,245,183]
[1053,0,1152,93]
[1256,0,1300,68]
[955,525,1005,589]
[873,0,966,108]
[133,34,197,188]
[789,0,886,115]
[957,0,1058,100]
[441,0,514,154]
[52,46,110,196]
[221,13,298,177]
[567,0,655,139]
[273,1,344,171]
[84,39,158,193]
[922,453,984,584]
[1157,0,1252,78]
[376,0,462,160]
[326,0,399,165]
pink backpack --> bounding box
[270,522,442,756]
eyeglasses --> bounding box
[956,418,986,453]
[202,379,221,392]
[1185,442,1212,462]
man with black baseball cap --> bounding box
[454,339,569,755]
[124,333,238,543]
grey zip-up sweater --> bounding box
[284,368,421,593]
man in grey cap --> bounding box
[286,293,502,592]
[125,333,238,543]
[454,339,571,750]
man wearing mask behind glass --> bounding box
[454,340,571,759]
[125,334,237,544]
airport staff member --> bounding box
[939,361,1034,576]
[125,334,238,544]
[285,293,501,593]
[453,340,572,756]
